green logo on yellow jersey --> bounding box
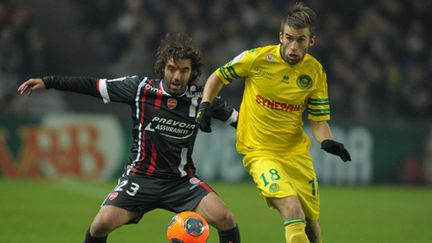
[255,68,274,80]
[281,74,289,84]
[297,74,313,89]
[269,183,279,193]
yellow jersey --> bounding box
[216,44,330,154]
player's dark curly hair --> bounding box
[281,2,317,35]
[154,33,203,84]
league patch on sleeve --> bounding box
[230,51,245,65]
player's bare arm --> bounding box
[196,72,227,132]
[201,72,224,103]
[311,120,351,162]
[310,120,332,144]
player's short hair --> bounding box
[154,33,203,84]
[280,2,317,35]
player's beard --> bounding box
[164,78,187,96]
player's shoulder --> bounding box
[114,75,155,87]
[230,45,278,67]
[106,75,141,82]
[104,75,147,89]
[245,44,278,57]
[143,77,160,84]
[137,77,163,88]
[304,54,323,68]
[304,54,326,74]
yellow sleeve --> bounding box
[215,49,256,85]
[307,67,330,121]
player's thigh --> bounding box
[102,175,159,224]
[161,176,212,213]
[284,152,320,221]
[243,153,295,199]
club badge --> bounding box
[296,74,313,90]
[108,191,118,200]
[167,98,177,110]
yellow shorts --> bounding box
[243,151,320,220]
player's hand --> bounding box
[17,78,46,95]
[196,101,212,132]
[321,139,351,162]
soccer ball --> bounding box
[167,211,210,243]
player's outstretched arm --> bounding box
[17,78,46,95]
[19,75,103,99]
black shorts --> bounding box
[101,174,214,224]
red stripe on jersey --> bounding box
[132,79,153,175]
[199,181,213,193]
[187,163,194,177]
[96,79,100,92]
[145,144,158,176]
[154,82,163,109]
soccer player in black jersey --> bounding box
[18,33,241,243]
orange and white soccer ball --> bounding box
[167,211,210,243]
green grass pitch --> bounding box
[0,180,430,243]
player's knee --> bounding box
[224,210,237,228]
[271,197,305,219]
[214,210,237,231]
[90,214,116,236]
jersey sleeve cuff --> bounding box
[307,115,330,121]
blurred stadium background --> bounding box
[1,0,431,242]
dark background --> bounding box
[1,0,431,124]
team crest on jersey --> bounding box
[167,98,177,109]
[108,191,118,200]
[269,183,279,193]
[296,74,313,89]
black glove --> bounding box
[321,139,351,162]
[196,101,212,132]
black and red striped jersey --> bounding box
[43,75,238,178]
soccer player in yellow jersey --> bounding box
[196,2,351,243]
